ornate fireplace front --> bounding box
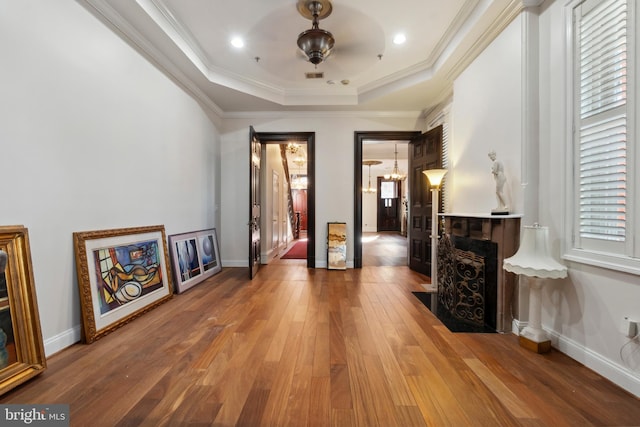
[436,214,521,333]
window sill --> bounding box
[563,249,640,277]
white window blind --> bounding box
[576,0,628,245]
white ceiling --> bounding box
[82,0,537,115]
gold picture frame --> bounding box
[73,225,173,344]
[0,225,46,396]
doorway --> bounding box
[255,131,315,269]
[377,177,402,232]
[354,131,421,268]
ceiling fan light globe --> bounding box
[297,28,335,64]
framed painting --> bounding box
[73,225,173,343]
[0,225,46,396]
[168,228,221,294]
[327,222,347,270]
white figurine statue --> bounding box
[488,150,509,213]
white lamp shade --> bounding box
[422,169,448,188]
[503,224,567,279]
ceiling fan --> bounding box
[296,0,335,66]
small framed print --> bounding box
[168,228,221,294]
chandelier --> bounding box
[287,142,301,154]
[362,160,382,193]
[296,0,335,66]
[384,144,406,180]
[291,155,307,190]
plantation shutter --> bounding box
[440,122,449,212]
[576,0,628,243]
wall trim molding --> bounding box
[44,326,81,357]
[549,329,640,398]
[222,110,423,120]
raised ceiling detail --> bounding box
[82,0,538,113]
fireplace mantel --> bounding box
[439,213,522,332]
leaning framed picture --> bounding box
[168,228,221,294]
[0,225,46,396]
[73,225,173,343]
[327,222,347,270]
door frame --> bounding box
[256,131,316,268]
[353,131,421,268]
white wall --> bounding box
[449,18,523,215]
[362,174,378,233]
[0,0,221,354]
[220,115,421,268]
[536,0,640,396]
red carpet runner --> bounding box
[281,240,307,259]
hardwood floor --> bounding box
[2,265,639,426]
[362,231,407,267]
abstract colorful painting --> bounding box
[93,239,165,315]
[169,228,221,293]
[74,225,173,343]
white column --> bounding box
[520,277,548,343]
[431,188,439,287]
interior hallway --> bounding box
[362,231,408,267]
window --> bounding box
[566,0,639,273]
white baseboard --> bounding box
[512,320,640,398]
[44,326,81,357]
[221,259,247,267]
[512,318,526,335]
[548,330,640,398]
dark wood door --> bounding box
[377,178,401,232]
[249,126,261,279]
[408,126,443,276]
[292,189,308,231]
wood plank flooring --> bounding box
[362,232,407,267]
[2,265,639,426]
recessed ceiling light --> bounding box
[230,37,244,48]
[393,33,406,45]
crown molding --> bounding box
[221,110,423,120]
[448,0,528,81]
[136,0,289,105]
